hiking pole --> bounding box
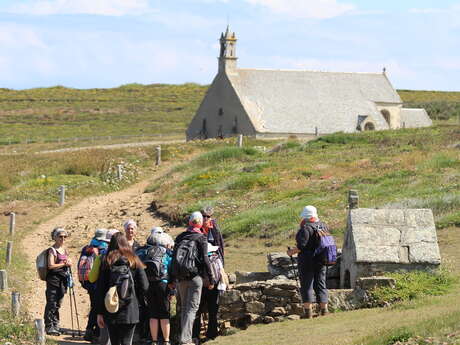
[67,270,76,338]
[68,268,82,336]
[287,247,306,315]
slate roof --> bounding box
[348,208,441,265]
[227,69,402,134]
[400,108,433,128]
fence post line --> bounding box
[59,185,66,206]
[348,190,359,209]
[6,241,12,265]
[155,146,161,166]
[9,212,15,236]
[11,291,20,317]
[0,270,7,291]
[117,164,123,181]
[35,319,46,345]
[236,134,243,148]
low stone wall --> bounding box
[219,278,369,329]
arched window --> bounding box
[364,122,375,131]
[381,109,391,127]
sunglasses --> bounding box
[203,215,211,218]
[58,236,67,239]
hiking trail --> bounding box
[23,164,183,344]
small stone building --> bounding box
[186,27,432,141]
[340,208,441,289]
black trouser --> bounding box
[107,323,136,345]
[192,286,220,339]
[44,283,65,330]
[298,260,328,304]
[82,281,99,336]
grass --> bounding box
[147,125,460,248]
[369,270,457,305]
[0,311,36,345]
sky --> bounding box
[0,0,459,91]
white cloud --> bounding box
[6,0,154,16]
[244,0,355,19]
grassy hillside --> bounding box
[0,83,207,143]
[0,85,459,144]
[148,125,460,244]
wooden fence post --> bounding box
[0,270,7,291]
[155,146,161,166]
[9,212,15,236]
[35,319,46,345]
[117,164,123,181]
[315,127,319,137]
[237,134,243,148]
[11,291,20,317]
[59,185,66,206]
[348,190,359,209]
[6,241,12,266]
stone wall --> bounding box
[219,278,372,329]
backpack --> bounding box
[136,245,168,282]
[208,253,222,285]
[310,223,337,266]
[105,261,134,313]
[36,247,56,281]
[171,237,200,280]
[77,245,97,283]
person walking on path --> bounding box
[192,206,225,343]
[169,212,216,345]
[287,205,329,318]
[123,219,141,252]
[141,227,175,345]
[96,232,149,345]
[79,228,109,342]
[44,227,72,336]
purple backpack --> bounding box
[311,223,337,266]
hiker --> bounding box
[201,206,225,266]
[44,227,72,336]
[169,212,216,345]
[123,219,141,252]
[140,227,175,345]
[78,228,109,342]
[96,232,149,345]
[287,205,329,318]
[192,242,224,343]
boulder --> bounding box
[246,301,265,315]
[236,271,272,284]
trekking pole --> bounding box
[69,268,82,336]
[68,277,75,337]
[287,247,306,315]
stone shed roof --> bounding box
[227,69,402,134]
[400,108,433,128]
[348,208,441,265]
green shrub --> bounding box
[227,174,279,190]
[194,147,259,166]
[369,270,456,304]
[0,312,36,345]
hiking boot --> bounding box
[84,329,94,342]
[163,342,170,345]
[304,308,313,319]
[46,327,61,336]
[320,307,329,316]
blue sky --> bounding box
[0,0,459,90]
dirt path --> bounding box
[22,164,182,344]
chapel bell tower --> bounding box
[218,26,238,74]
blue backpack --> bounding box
[310,223,337,266]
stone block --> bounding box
[264,286,297,297]
[401,225,437,245]
[262,316,275,324]
[408,243,441,264]
[269,307,287,317]
[234,281,269,291]
[287,315,301,320]
[288,303,304,315]
[241,290,263,302]
[270,280,298,290]
[350,208,375,225]
[220,290,242,304]
[235,271,272,284]
[356,245,400,263]
[356,276,396,290]
[274,316,285,322]
[228,273,237,284]
[246,301,265,315]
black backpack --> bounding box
[171,236,200,280]
[108,260,134,308]
[137,245,168,282]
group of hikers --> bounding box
[40,204,335,345]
